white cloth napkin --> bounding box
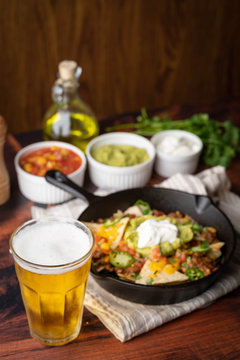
[31,166,240,342]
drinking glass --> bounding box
[9,217,94,346]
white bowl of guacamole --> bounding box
[86,132,156,190]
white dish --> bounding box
[15,141,87,204]
[151,130,203,177]
[86,132,156,190]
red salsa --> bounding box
[19,146,82,177]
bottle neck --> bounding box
[52,82,80,108]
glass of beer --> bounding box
[9,217,94,346]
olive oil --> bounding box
[43,61,99,153]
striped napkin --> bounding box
[31,166,240,342]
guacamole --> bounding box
[124,215,194,256]
[91,144,149,167]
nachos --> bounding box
[85,200,224,285]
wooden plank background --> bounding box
[0,0,240,134]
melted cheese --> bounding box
[149,260,166,273]
[164,264,176,275]
[98,223,122,245]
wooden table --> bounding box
[1,99,240,359]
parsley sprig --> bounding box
[106,110,240,168]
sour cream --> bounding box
[137,219,178,248]
[157,135,200,156]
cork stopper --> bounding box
[56,60,82,88]
[58,60,78,81]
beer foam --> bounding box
[13,221,92,268]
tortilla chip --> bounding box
[136,259,188,285]
[95,217,129,250]
[82,222,101,234]
[124,205,143,217]
[208,242,225,260]
[117,273,136,283]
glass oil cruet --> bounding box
[43,60,99,153]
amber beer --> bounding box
[9,217,94,346]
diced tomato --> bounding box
[176,250,187,264]
[160,256,168,263]
[94,235,102,244]
[118,244,136,256]
[132,261,144,271]
[153,210,164,216]
[19,146,82,177]
[192,257,199,266]
[180,252,187,263]
[95,235,108,246]
[151,246,161,260]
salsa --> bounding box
[19,146,82,177]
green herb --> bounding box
[132,273,141,280]
[146,277,154,285]
[190,240,210,253]
[106,110,240,168]
[134,199,152,215]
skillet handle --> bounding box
[45,170,100,204]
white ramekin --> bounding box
[86,132,156,190]
[15,141,87,204]
[151,130,203,177]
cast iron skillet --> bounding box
[45,170,236,305]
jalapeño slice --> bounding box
[110,251,134,268]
